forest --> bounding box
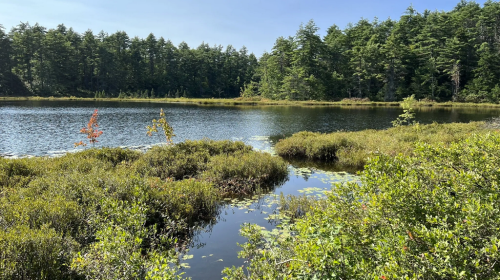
[1,0,500,102]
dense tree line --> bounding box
[1,0,500,101]
[248,0,500,102]
[0,23,257,98]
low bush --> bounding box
[275,121,487,169]
[134,139,287,192]
[201,150,288,193]
[133,139,252,180]
[146,178,219,224]
[225,133,500,279]
[0,139,285,279]
[0,157,43,188]
[0,224,79,280]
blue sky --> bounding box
[0,0,490,56]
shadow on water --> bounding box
[179,163,359,280]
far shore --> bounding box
[3,96,500,108]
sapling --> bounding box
[75,109,103,147]
[392,94,417,127]
[147,108,175,145]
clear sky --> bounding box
[0,0,490,56]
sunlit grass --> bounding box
[3,96,500,108]
[275,122,492,169]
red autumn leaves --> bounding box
[75,109,103,147]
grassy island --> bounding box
[275,121,490,169]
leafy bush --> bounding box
[0,157,43,188]
[392,94,417,127]
[78,147,141,166]
[70,199,182,280]
[134,140,272,183]
[0,224,79,280]
[225,133,500,279]
[134,145,209,180]
[201,150,288,193]
[147,178,219,224]
[275,121,487,169]
[0,139,284,279]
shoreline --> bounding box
[3,96,500,108]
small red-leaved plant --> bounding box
[75,109,103,147]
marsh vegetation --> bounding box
[0,141,287,279]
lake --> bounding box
[1,100,499,279]
[1,100,498,157]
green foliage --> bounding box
[392,94,417,127]
[94,90,105,98]
[147,109,175,145]
[0,225,79,280]
[134,139,287,192]
[5,22,255,98]
[3,1,500,101]
[275,121,487,168]
[0,157,42,188]
[70,199,183,280]
[75,147,141,166]
[0,139,286,279]
[240,81,259,98]
[225,133,500,279]
[201,150,288,193]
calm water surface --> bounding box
[1,100,498,157]
[1,100,499,279]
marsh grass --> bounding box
[275,122,489,169]
[0,139,287,279]
[201,150,288,194]
[4,96,500,108]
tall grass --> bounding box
[275,122,489,169]
[4,96,500,108]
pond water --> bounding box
[1,100,499,157]
[1,100,499,279]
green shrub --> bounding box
[172,139,252,156]
[147,178,219,224]
[225,133,500,279]
[202,150,288,193]
[134,145,208,180]
[0,224,79,280]
[275,122,487,168]
[0,158,43,188]
[0,193,83,237]
[134,139,264,182]
[70,199,182,280]
[78,147,141,166]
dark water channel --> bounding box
[1,100,499,279]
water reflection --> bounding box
[1,100,499,157]
[180,165,359,280]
